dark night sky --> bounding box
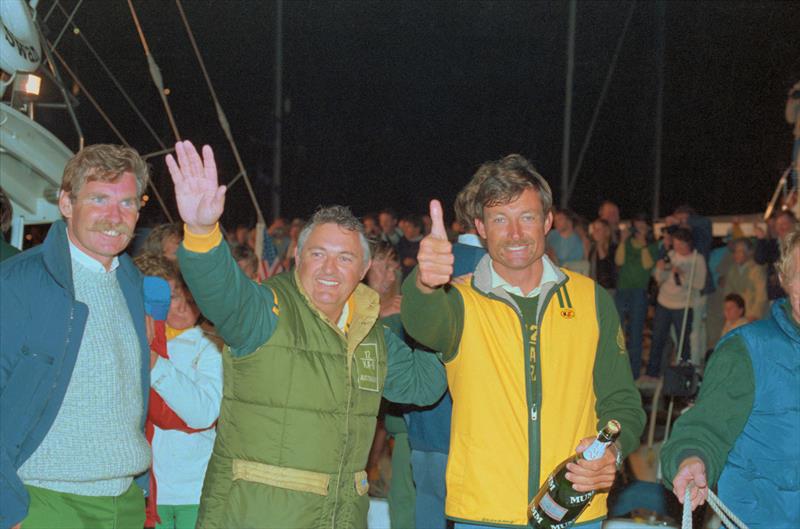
[36,0,800,228]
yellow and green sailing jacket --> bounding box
[401,255,645,528]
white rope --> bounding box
[682,485,750,529]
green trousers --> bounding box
[22,482,145,529]
[155,504,199,529]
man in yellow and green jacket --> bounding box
[401,154,645,529]
[166,141,446,529]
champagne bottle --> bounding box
[528,420,621,529]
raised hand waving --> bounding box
[165,140,227,234]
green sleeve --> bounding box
[177,240,278,357]
[382,326,447,406]
[592,285,646,457]
[660,335,755,488]
[400,267,465,361]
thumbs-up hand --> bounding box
[416,199,454,293]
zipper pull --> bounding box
[530,404,538,422]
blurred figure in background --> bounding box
[719,293,748,339]
[546,207,586,272]
[397,213,424,279]
[786,80,800,211]
[0,187,20,262]
[139,223,183,262]
[719,238,767,321]
[598,200,621,244]
[614,213,657,380]
[362,213,381,239]
[644,227,706,381]
[670,205,714,366]
[379,208,403,247]
[755,209,796,302]
[281,218,306,271]
[588,218,617,294]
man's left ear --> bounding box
[58,190,72,219]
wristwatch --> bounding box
[613,440,624,470]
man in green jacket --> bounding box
[166,141,446,529]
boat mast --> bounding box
[560,0,576,208]
[271,0,284,220]
[652,0,666,220]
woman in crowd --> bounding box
[589,218,617,294]
[644,227,707,381]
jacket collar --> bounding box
[41,219,75,294]
[471,253,567,318]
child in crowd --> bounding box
[720,293,749,338]
[135,255,222,529]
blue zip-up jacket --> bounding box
[716,300,800,528]
[0,220,150,529]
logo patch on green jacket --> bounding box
[355,343,380,392]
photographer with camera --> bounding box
[640,227,707,383]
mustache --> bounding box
[503,239,536,247]
[90,221,134,238]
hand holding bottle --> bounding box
[564,437,618,492]
[529,421,620,527]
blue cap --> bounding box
[143,276,171,320]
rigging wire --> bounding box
[174,0,265,225]
[566,0,636,201]
[48,46,174,222]
[35,23,84,151]
[48,46,126,144]
[126,0,182,143]
[52,1,168,152]
[49,0,83,52]
[42,0,60,24]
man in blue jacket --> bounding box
[0,145,152,529]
